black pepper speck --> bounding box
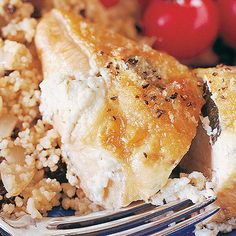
[127,58,138,65]
[110,96,118,101]
[156,109,165,118]
[79,9,86,18]
[142,84,149,89]
[170,92,178,99]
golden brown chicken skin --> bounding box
[35,9,203,208]
[181,66,236,222]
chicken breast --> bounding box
[181,66,236,222]
[35,9,203,208]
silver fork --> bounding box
[0,197,219,236]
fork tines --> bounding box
[46,197,219,236]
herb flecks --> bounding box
[96,72,101,77]
[170,92,178,99]
[110,96,118,101]
[150,95,157,101]
[187,102,192,107]
[79,9,86,18]
[156,109,165,118]
[142,83,150,89]
[127,57,138,66]
[106,62,113,69]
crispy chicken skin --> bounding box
[35,9,203,208]
[181,66,236,222]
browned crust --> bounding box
[35,10,204,206]
[194,66,236,131]
[54,10,204,165]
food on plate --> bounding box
[181,66,236,222]
[0,0,236,235]
[35,9,203,208]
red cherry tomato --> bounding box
[142,0,219,59]
[217,0,236,49]
[100,0,120,8]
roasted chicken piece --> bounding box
[181,66,236,222]
[35,10,203,208]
